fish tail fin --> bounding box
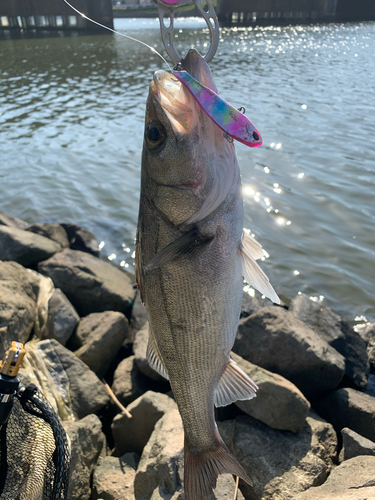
[184,434,251,500]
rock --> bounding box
[231,352,310,433]
[61,222,100,256]
[127,292,148,344]
[319,387,375,442]
[290,294,369,388]
[46,339,110,419]
[240,290,270,318]
[354,320,375,344]
[112,390,177,457]
[112,355,150,406]
[366,373,375,397]
[92,453,138,500]
[0,225,61,267]
[0,261,37,358]
[234,306,345,399]
[63,414,106,500]
[134,323,165,381]
[232,411,337,500]
[72,311,129,377]
[26,223,70,248]
[339,427,375,462]
[292,456,375,500]
[45,288,79,346]
[38,248,135,318]
[0,211,28,229]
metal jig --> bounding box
[154,0,220,65]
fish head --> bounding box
[142,50,237,227]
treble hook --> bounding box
[154,0,220,65]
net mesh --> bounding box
[0,385,70,500]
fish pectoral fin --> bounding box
[242,230,264,260]
[144,227,214,271]
[214,359,258,407]
[240,243,280,304]
[146,328,169,380]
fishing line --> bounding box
[63,0,172,72]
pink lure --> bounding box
[173,71,262,148]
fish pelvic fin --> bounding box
[184,434,252,500]
[240,232,280,304]
[146,326,169,380]
[214,358,258,407]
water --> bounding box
[0,19,374,321]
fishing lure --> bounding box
[173,70,262,148]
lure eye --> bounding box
[145,120,166,150]
[253,131,260,141]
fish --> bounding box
[135,49,279,499]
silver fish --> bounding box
[135,49,279,500]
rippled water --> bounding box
[0,19,374,321]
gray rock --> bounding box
[134,322,165,381]
[112,390,177,457]
[0,211,28,229]
[46,339,110,419]
[292,456,375,500]
[38,248,135,318]
[366,373,375,397]
[354,320,375,344]
[234,306,345,399]
[290,294,369,388]
[112,355,150,407]
[339,427,375,462]
[63,414,106,500]
[127,292,148,344]
[45,288,79,346]
[73,311,129,377]
[26,223,70,248]
[92,453,138,500]
[61,222,100,256]
[0,225,61,267]
[241,290,270,318]
[0,261,37,358]
[233,411,337,500]
[231,352,310,433]
[319,387,375,442]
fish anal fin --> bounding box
[214,359,258,408]
[146,328,169,380]
[240,245,280,304]
[144,227,214,271]
[184,434,252,500]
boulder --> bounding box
[339,427,375,462]
[61,222,100,256]
[231,352,310,433]
[38,248,135,318]
[112,390,177,456]
[0,261,37,358]
[63,414,106,500]
[0,211,28,229]
[111,355,150,407]
[319,388,375,442]
[134,323,165,381]
[354,320,375,344]
[46,339,110,419]
[92,453,138,500]
[290,294,369,388]
[0,225,61,267]
[26,223,70,248]
[72,311,129,377]
[366,373,375,397]
[232,411,337,500]
[45,288,79,346]
[234,306,345,399]
[241,290,270,318]
[292,456,375,500]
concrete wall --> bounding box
[0,0,113,30]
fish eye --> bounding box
[145,120,166,151]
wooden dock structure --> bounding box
[0,0,113,31]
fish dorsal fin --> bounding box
[214,359,258,407]
[242,230,264,260]
[240,233,280,304]
[146,327,169,380]
[144,227,214,271]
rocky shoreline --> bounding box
[0,210,374,500]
